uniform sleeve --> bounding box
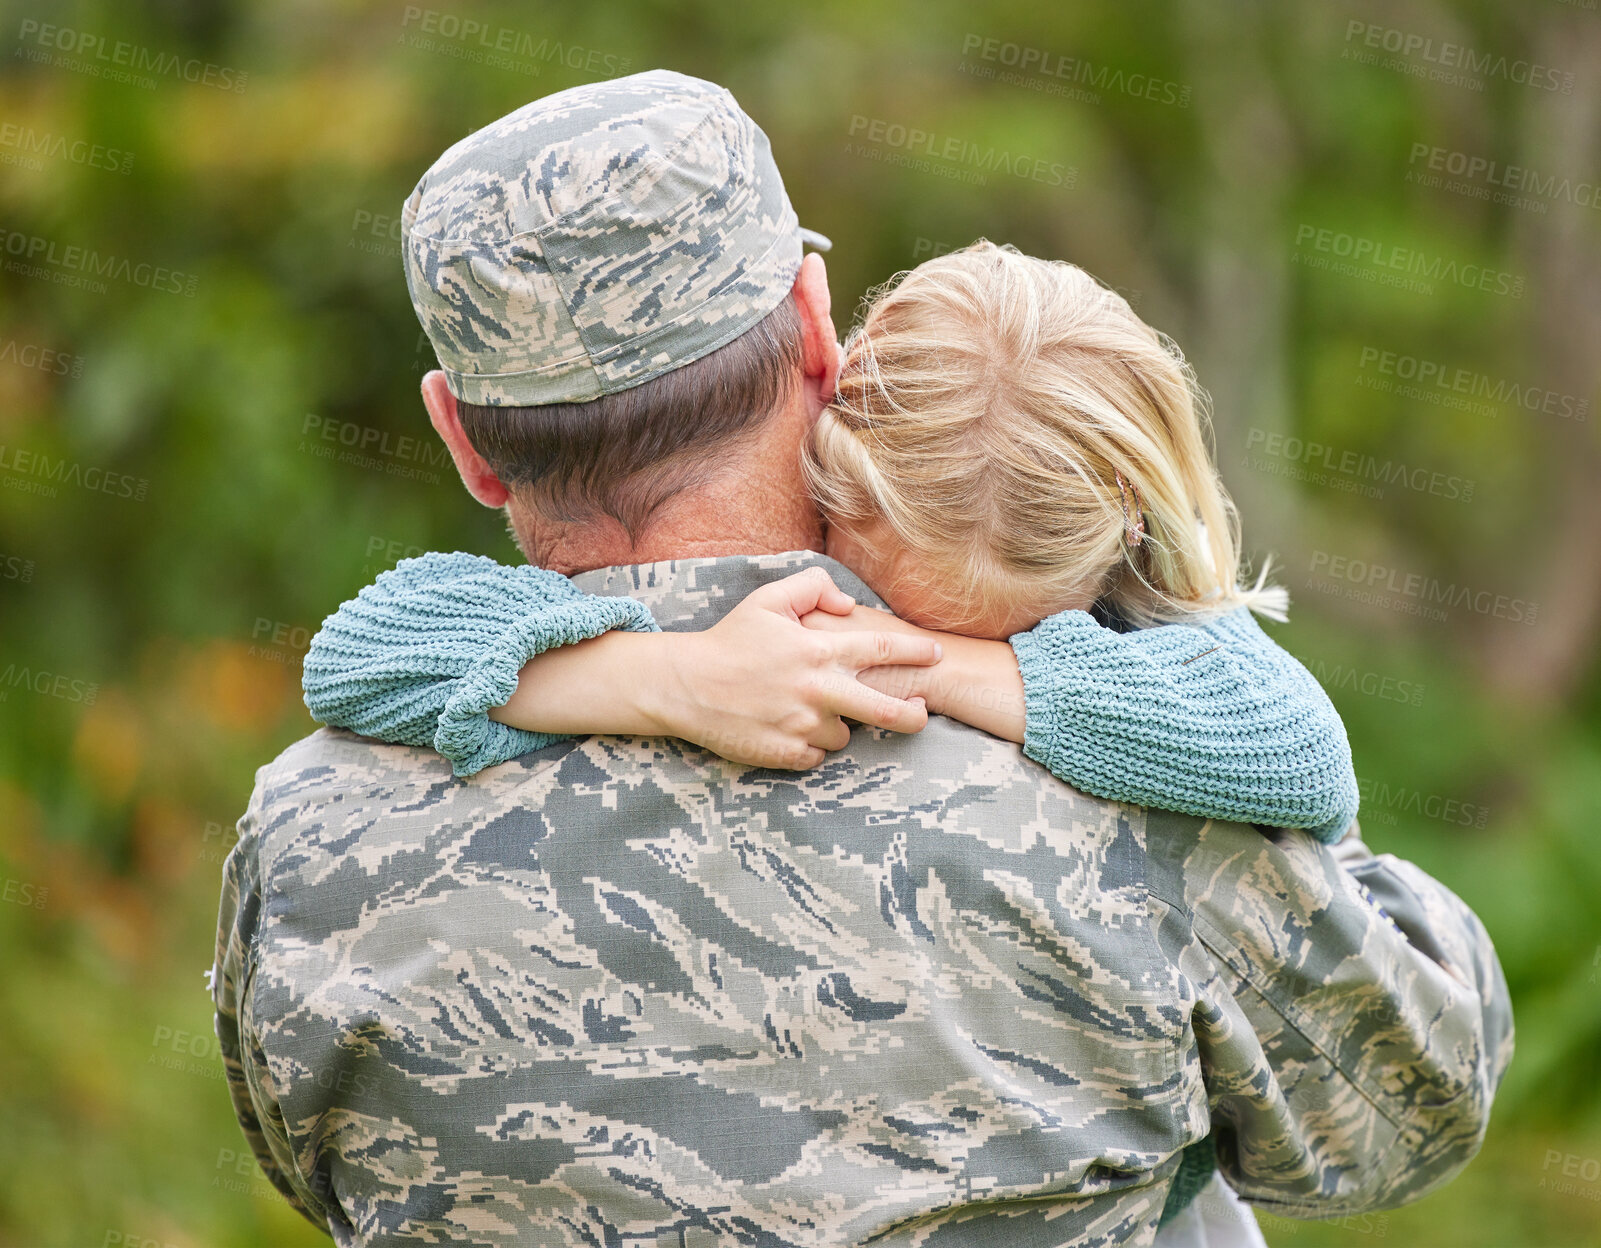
[1145,813,1514,1217]
[1010,607,1360,841]
[301,551,659,778]
[211,776,335,1237]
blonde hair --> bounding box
[803,240,1286,633]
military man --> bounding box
[212,70,1512,1247]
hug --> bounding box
[212,69,1511,1248]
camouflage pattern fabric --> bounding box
[403,70,825,407]
[212,551,1512,1248]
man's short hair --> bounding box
[458,297,803,538]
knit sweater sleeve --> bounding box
[1009,607,1359,841]
[301,552,659,777]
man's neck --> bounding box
[513,447,824,576]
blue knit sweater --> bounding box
[302,552,1359,842]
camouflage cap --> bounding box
[402,69,830,407]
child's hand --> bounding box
[488,568,942,769]
[652,569,943,769]
[798,602,945,705]
[800,603,1026,744]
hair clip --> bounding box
[1116,471,1145,547]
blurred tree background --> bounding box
[1,0,1599,1244]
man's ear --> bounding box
[791,252,841,411]
[421,370,510,508]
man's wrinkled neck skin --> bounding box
[509,400,825,574]
[424,252,841,576]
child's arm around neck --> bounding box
[832,601,1359,841]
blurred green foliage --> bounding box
[1,1,1599,1245]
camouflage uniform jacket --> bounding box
[212,551,1513,1248]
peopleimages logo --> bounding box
[1,877,47,908]
[1407,144,1600,212]
[298,413,448,484]
[1293,654,1425,708]
[0,444,150,501]
[1343,20,1573,94]
[957,34,1191,108]
[349,208,404,261]
[0,335,85,378]
[0,662,98,704]
[0,228,198,297]
[1243,428,1475,504]
[14,20,248,92]
[1294,224,1524,298]
[1357,346,1589,422]
[846,115,1077,189]
[360,535,429,577]
[0,123,134,174]
[1358,778,1488,829]
[0,553,36,583]
[1308,551,1539,626]
[398,8,631,79]
[1539,1150,1601,1202]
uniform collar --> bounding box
[569,550,884,632]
